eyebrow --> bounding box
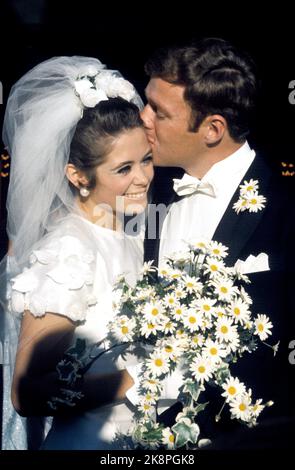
[111,150,152,171]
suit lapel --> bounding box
[213,155,272,265]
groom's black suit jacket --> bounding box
[144,155,295,443]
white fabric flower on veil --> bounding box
[95,71,136,101]
[74,70,136,108]
[74,77,108,108]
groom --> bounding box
[141,38,295,444]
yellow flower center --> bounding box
[155,358,163,367]
[165,345,173,353]
[168,298,175,304]
[165,321,172,328]
[148,323,154,329]
[213,248,220,255]
[242,200,247,206]
[187,282,194,288]
[121,326,129,335]
[210,347,218,356]
[239,403,247,412]
[246,185,254,191]
[203,304,211,311]
[145,393,151,400]
[175,308,182,315]
[250,198,257,205]
[221,325,228,334]
[169,434,175,443]
[193,336,199,343]
[143,403,150,410]
[151,308,159,316]
[220,286,228,293]
[198,365,206,374]
[234,307,240,316]
[258,323,264,332]
[210,264,218,271]
[189,316,196,324]
[228,386,236,395]
[198,242,206,248]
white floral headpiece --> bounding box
[74,69,136,108]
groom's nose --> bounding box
[140,104,154,130]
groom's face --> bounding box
[141,78,201,168]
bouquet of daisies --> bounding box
[108,240,276,449]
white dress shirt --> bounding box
[159,142,255,262]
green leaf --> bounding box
[172,421,200,448]
[183,380,202,401]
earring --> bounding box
[80,186,90,197]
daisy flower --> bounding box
[182,275,203,294]
[209,241,228,259]
[143,301,164,322]
[140,261,157,277]
[183,309,203,332]
[190,355,214,384]
[163,320,176,334]
[162,428,176,449]
[239,179,259,195]
[250,399,265,418]
[233,197,248,214]
[213,279,237,301]
[221,376,246,403]
[215,317,237,343]
[171,304,188,321]
[142,376,161,393]
[229,394,252,422]
[244,191,267,213]
[204,339,227,363]
[204,258,226,277]
[163,293,178,308]
[191,333,205,349]
[140,321,158,338]
[228,298,251,324]
[195,297,216,316]
[111,315,136,342]
[254,314,273,340]
[146,352,170,377]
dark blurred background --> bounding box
[0,0,294,450]
[1,0,295,253]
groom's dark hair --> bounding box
[144,38,257,143]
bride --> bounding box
[1,56,154,449]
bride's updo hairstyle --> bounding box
[69,98,143,191]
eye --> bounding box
[142,154,153,165]
[117,165,131,175]
[155,112,166,120]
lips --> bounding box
[123,192,147,200]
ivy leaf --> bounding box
[65,338,86,358]
[172,420,200,448]
[183,380,202,401]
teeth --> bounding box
[124,192,146,200]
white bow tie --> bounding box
[173,173,217,198]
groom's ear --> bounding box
[202,114,227,145]
[65,164,89,189]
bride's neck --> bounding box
[76,198,122,232]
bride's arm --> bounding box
[12,311,134,417]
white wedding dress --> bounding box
[7,213,144,450]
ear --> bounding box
[202,114,227,145]
[65,164,89,189]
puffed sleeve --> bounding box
[9,235,96,323]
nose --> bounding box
[133,164,150,186]
[140,104,154,129]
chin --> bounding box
[124,200,147,215]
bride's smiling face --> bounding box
[89,127,153,216]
